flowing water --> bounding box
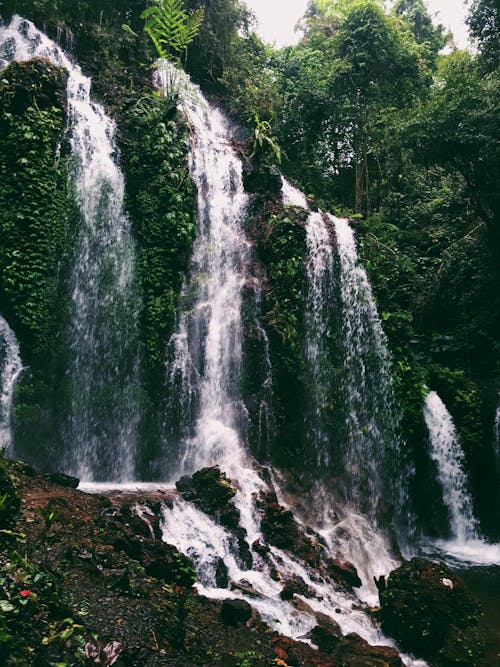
[421,391,500,566]
[282,179,410,529]
[154,72,428,664]
[495,399,500,459]
[332,215,409,522]
[0,16,141,481]
[423,391,478,543]
[304,211,336,469]
[0,316,23,454]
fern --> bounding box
[141,0,204,62]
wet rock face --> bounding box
[176,467,253,570]
[335,633,404,667]
[380,557,485,666]
[327,559,362,589]
[176,466,236,514]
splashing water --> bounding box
[424,391,478,543]
[0,16,141,481]
[0,316,23,454]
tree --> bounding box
[276,0,431,211]
[468,0,500,72]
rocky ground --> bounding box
[0,458,491,666]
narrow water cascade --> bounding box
[423,391,478,543]
[304,212,336,469]
[0,316,23,454]
[332,215,409,522]
[281,179,411,531]
[494,399,500,460]
[0,16,141,482]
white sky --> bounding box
[244,0,469,49]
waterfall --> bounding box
[154,82,425,664]
[282,179,408,524]
[423,391,478,543]
[0,16,141,482]
[0,316,22,454]
[495,400,500,460]
[161,62,254,478]
[332,215,408,519]
[304,211,336,468]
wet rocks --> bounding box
[334,633,404,666]
[176,466,236,514]
[176,467,253,569]
[111,531,196,587]
[220,598,252,626]
[279,575,313,601]
[327,559,362,589]
[257,491,302,549]
[379,557,485,666]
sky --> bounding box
[243,0,470,49]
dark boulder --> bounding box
[112,532,196,587]
[379,557,485,666]
[309,624,341,653]
[279,575,313,601]
[45,472,80,489]
[327,559,362,589]
[335,633,404,666]
[257,491,302,549]
[220,598,252,626]
[176,466,236,514]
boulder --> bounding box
[176,466,236,514]
[327,559,362,589]
[112,533,196,587]
[220,598,252,626]
[379,557,485,666]
[45,472,80,489]
[335,633,403,666]
[257,491,302,549]
[279,575,313,601]
[309,625,341,653]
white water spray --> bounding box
[0,316,23,454]
[0,16,141,481]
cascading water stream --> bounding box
[420,391,500,565]
[0,316,23,454]
[494,399,500,460]
[0,16,141,481]
[154,78,427,663]
[332,215,408,520]
[304,211,336,469]
[423,391,477,543]
[281,179,411,530]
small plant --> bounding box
[251,114,282,165]
[141,0,204,64]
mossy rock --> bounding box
[380,557,485,666]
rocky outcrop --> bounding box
[176,466,237,514]
[379,557,485,666]
[176,467,253,568]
